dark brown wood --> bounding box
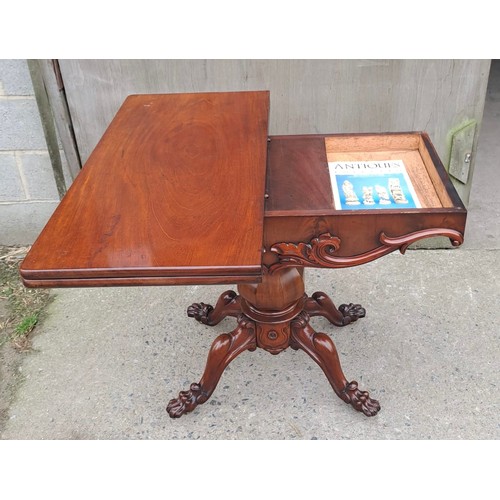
[265,136,333,212]
[19,95,468,419]
[21,91,270,286]
[268,229,464,271]
[165,132,466,418]
[266,131,447,215]
[263,133,466,275]
[304,291,365,327]
[167,314,257,418]
[263,212,466,270]
[238,266,305,312]
[290,311,380,416]
[172,265,378,417]
[187,290,240,326]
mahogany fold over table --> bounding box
[20,91,467,418]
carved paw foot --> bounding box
[187,303,214,325]
[167,383,208,418]
[338,303,366,325]
[187,291,240,326]
[340,381,380,416]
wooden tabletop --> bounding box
[21,91,270,287]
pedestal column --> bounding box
[167,265,379,418]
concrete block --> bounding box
[0,201,58,244]
[19,152,59,200]
[0,59,33,96]
[0,99,47,150]
[0,153,25,201]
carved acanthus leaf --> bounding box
[269,229,464,271]
[270,233,341,268]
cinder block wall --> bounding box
[0,59,60,245]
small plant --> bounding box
[0,246,52,351]
[15,313,39,336]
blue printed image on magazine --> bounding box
[328,160,422,210]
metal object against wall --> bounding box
[448,120,477,184]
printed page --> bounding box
[328,159,422,210]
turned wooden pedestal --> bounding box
[167,266,380,418]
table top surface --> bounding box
[21,91,270,286]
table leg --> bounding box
[166,315,256,418]
[304,291,366,326]
[168,266,380,418]
[187,290,241,326]
[290,312,380,417]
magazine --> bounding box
[328,159,421,210]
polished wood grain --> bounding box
[21,91,270,286]
[264,211,466,259]
[304,292,365,326]
[290,311,380,417]
[268,229,463,272]
[265,136,333,212]
[167,313,257,418]
[187,290,241,326]
[19,111,467,418]
[267,132,463,215]
[263,133,467,265]
[170,266,379,418]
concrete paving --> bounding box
[1,248,499,440]
[1,63,499,440]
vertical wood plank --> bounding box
[56,59,490,205]
[37,60,82,181]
